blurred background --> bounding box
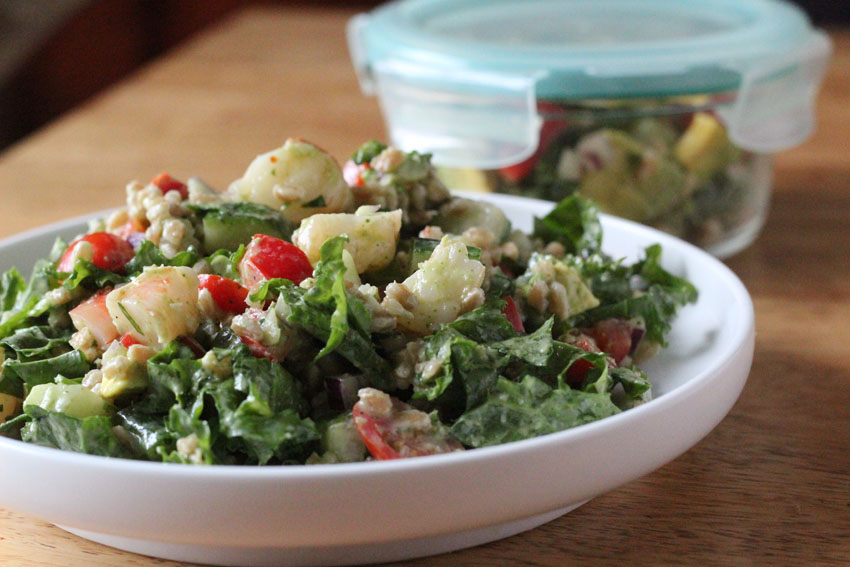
[0,0,843,152]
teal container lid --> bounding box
[349,0,831,168]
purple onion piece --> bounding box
[580,150,603,172]
[326,374,367,411]
[127,231,148,250]
[629,327,646,356]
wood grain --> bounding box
[0,7,848,567]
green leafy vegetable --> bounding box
[415,327,507,418]
[570,244,697,345]
[448,304,517,344]
[156,406,215,464]
[21,407,136,458]
[490,318,556,368]
[61,258,127,290]
[124,240,201,276]
[0,258,62,339]
[207,245,245,280]
[116,345,317,465]
[308,236,355,359]
[609,365,652,401]
[533,195,602,256]
[1,350,90,397]
[450,375,621,448]
[232,353,308,417]
[0,325,73,359]
[351,140,387,165]
[0,268,26,311]
[208,378,318,465]
[271,237,393,389]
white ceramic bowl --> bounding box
[0,193,754,566]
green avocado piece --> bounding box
[635,155,690,219]
[578,169,652,222]
[674,113,740,179]
[631,118,679,152]
[577,127,690,223]
[98,362,148,402]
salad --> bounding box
[439,99,769,250]
[0,139,696,465]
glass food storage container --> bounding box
[348,0,831,257]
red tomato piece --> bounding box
[502,296,525,333]
[588,318,633,365]
[239,234,313,288]
[69,292,119,348]
[352,403,401,460]
[342,160,371,187]
[239,335,277,361]
[563,333,602,384]
[57,232,135,273]
[231,308,285,361]
[198,274,249,314]
[151,172,189,200]
[352,391,464,460]
[119,333,143,348]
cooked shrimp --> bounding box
[228,138,354,223]
[106,266,200,348]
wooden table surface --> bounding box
[0,7,848,567]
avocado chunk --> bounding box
[674,112,740,179]
[97,343,149,402]
[576,129,689,223]
[578,169,652,222]
[526,253,600,317]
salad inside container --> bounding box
[348,0,831,257]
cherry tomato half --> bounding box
[563,318,635,383]
[198,274,249,314]
[588,318,633,365]
[502,296,525,334]
[151,172,189,200]
[57,232,135,274]
[230,308,285,361]
[352,391,464,460]
[239,234,313,288]
[563,333,602,384]
[239,335,277,361]
[119,333,143,348]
